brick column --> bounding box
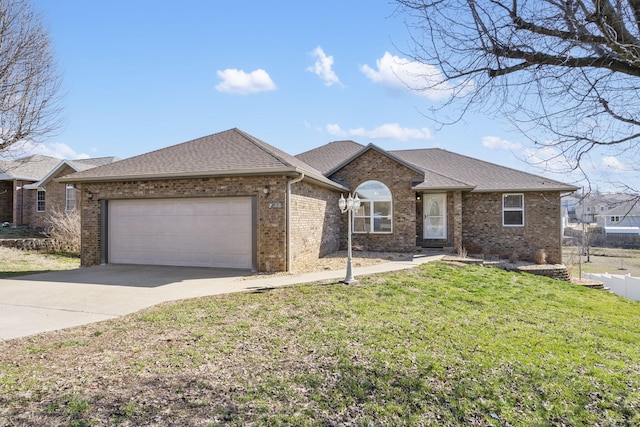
[453,190,463,249]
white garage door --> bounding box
[108,197,253,269]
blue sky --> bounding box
[19,0,635,191]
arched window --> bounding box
[353,180,392,233]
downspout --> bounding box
[286,173,304,272]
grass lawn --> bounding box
[1,262,639,426]
[563,246,640,277]
[0,247,80,278]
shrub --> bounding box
[534,249,547,265]
[456,245,468,258]
[45,209,80,255]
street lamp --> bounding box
[339,192,361,284]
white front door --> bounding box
[423,194,447,239]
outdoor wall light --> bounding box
[86,190,94,200]
[338,193,361,284]
[263,185,270,195]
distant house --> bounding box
[575,194,610,223]
[0,155,118,229]
[61,128,578,272]
[595,200,640,237]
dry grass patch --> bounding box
[293,250,413,274]
[1,262,639,426]
[0,246,79,278]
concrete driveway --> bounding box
[0,254,444,340]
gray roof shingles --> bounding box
[0,155,63,181]
[296,140,364,175]
[62,128,342,188]
[59,128,577,193]
[391,148,577,192]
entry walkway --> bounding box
[0,253,443,340]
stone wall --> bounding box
[79,176,290,272]
[330,148,423,252]
[461,191,563,264]
[0,237,75,253]
[289,181,341,273]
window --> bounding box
[503,193,524,226]
[611,216,620,222]
[36,189,46,212]
[353,180,392,233]
[65,185,76,211]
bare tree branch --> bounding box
[395,0,640,189]
[0,0,63,153]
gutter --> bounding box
[58,167,347,191]
[286,172,305,273]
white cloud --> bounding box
[481,136,521,151]
[360,52,459,100]
[601,156,633,172]
[4,140,90,160]
[307,46,341,87]
[215,68,276,95]
[326,123,432,141]
[522,145,576,174]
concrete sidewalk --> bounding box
[0,253,443,341]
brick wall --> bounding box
[289,181,341,272]
[79,176,289,272]
[461,191,563,264]
[330,149,422,252]
[0,181,12,223]
[29,165,78,229]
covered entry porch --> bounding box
[415,190,463,250]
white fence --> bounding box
[582,273,640,301]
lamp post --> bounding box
[339,193,361,284]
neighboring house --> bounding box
[0,155,118,229]
[595,200,640,237]
[574,192,631,223]
[60,128,578,273]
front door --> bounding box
[423,193,447,239]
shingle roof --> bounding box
[603,200,640,216]
[0,155,120,182]
[71,157,120,170]
[391,148,577,192]
[297,141,575,192]
[61,128,345,189]
[0,155,66,181]
[296,140,364,174]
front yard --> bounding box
[1,262,638,426]
[0,247,79,278]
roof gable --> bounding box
[325,143,425,177]
[21,157,121,189]
[61,128,345,189]
[296,140,364,174]
[0,155,63,181]
[391,148,578,192]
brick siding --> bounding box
[28,165,78,229]
[0,181,12,223]
[461,191,562,264]
[330,149,423,252]
[289,181,341,272]
[79,176,291,272]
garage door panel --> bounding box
[109,198,253,269]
